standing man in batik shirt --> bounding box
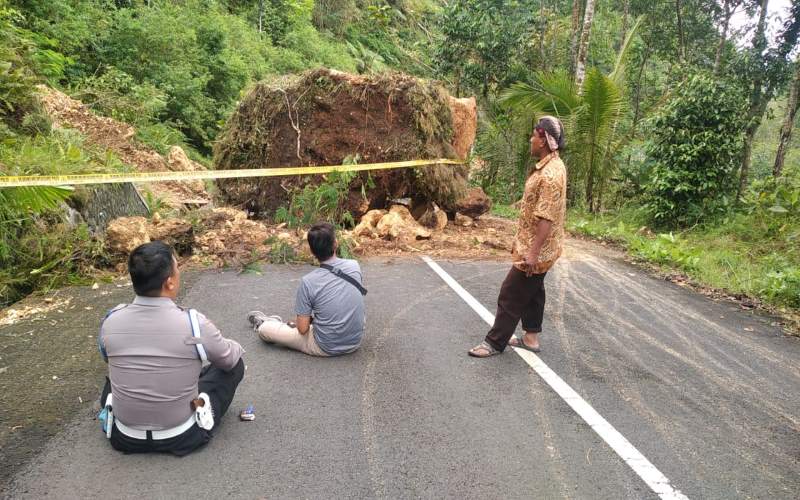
[469,115,567,357]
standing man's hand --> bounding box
[524,250,540,268]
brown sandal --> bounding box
[508,336,541,353]
[468,341,501,358]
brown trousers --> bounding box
[485,266,547,352]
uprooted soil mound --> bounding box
[37,87,210,208]
[214,69,475,218]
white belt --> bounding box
[114,414,197,440]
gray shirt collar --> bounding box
[320,256,341,265]
[133,296,177,307]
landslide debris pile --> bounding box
[214,69,481,218]
[38,87,210,209]
[105,208,309,268]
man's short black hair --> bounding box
[128,241,176,297]
[307,222,336,261]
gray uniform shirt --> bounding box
[99,296,244,430]
[295,257,365,355]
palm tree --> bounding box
[0,185,73,260]
[500,18,642,212]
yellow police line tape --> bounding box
[0,158,465,188]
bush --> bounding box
[0,128,125,305]
[760,265,800,308]
[644,73,747,227]
[275,170,358,228]
[0,3,38,123]
[313,0,359,35]
[91,2,274,152]
[72,66,167,125]
[0,222,109,306]
[744,166,800,220]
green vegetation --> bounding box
[441,0,800,315]
[643,72,747,226]
[568,200,800,310]
[490,203,520,220]
[0,0,798,315]
[275,169,358,228]
[0,0,438,305]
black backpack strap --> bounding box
[320,264,367,296]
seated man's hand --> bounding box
[295,315,311,335]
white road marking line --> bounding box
[422,256,689,500]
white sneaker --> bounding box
[246,311,282,331]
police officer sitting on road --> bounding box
[98,241,245,455]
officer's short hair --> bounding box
[307,222,336,261]
[128,241,176,296]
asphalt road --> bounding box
[5,240,800,499]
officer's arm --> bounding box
[97,330,108,363]
[197,313,244,371]
[97,317,110,363]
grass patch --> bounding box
[490,203,520,219]
[567,207,800,311]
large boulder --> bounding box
[449,96,477,160]
[455,187,492,219]
[415,202,448,231]
[149,217,194,256]
[166,146,206,197]
[105,217,150,254]
[353,209,387,238]
[454,213,474,227]
[214,69,476,218]
[375,205,431,242]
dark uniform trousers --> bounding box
[485,267,547,352]
[99,358,245,456]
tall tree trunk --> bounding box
[539,0,548,70]
[737,0,770,201]
[586,157,596,211]
[570,0,583,74]
[621,0,630,47]
[714,0,732,74]
[575,0,595,90]
[774,58,800,177]
[258,0,265,33]
[675,0,686,63]
[626,48,651,169]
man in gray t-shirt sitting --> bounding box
[248,222,365,357]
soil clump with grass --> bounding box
[214,69,477,218]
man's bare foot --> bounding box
[468,341,501,357]
[508,332,541,353]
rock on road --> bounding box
[4,239,799,499]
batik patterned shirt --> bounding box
[512,152,567,274]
